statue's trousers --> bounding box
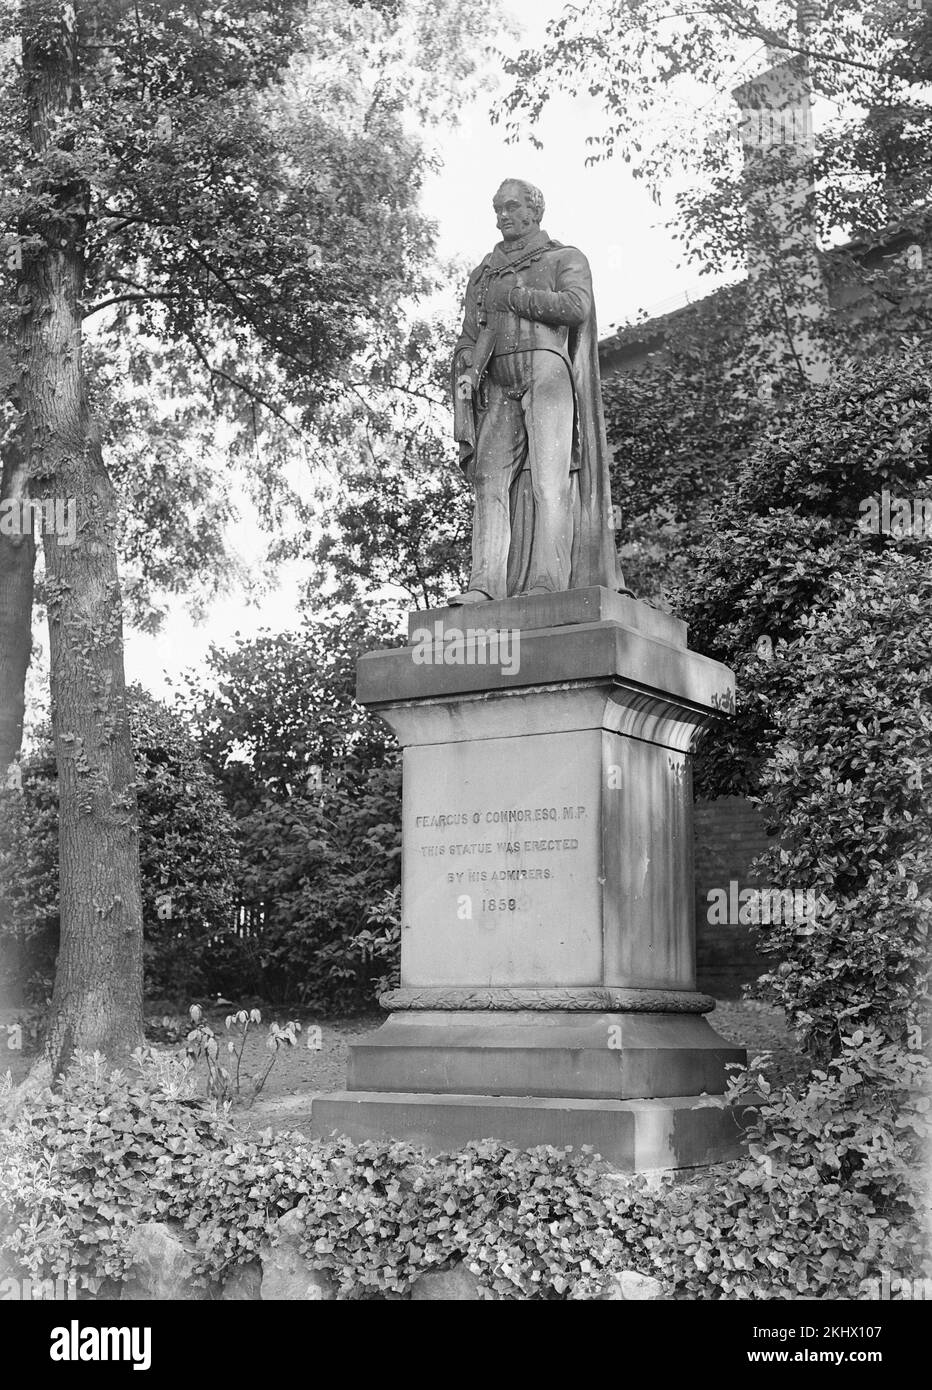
[466,349,575,599]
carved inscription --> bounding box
[411,803,588,919]
[402,731,602,984]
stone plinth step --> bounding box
[407,586,687,648]
[309,1091,746,1172]
[347,1009,745,1101]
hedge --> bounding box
[1,1042,927,1300]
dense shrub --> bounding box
[750,554,932,1059]
[676,352,932,799]
[345,884,402,1000]
[189,1129,626,1299]
[603,284,764,605]
[734,361,932,524]
[178,608,403,1006]
[0,1052,232,1290]
[0,1052,626,1299]
[133,693,242,997]
[232,758,401,1007]
[623,1032,931,1299]
[0,686,240,1004]
[673,353,931,1071]
[178,608,400,811]
[1,1043,927,1301]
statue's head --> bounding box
[493,179,544,242]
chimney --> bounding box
[732,28,830,393]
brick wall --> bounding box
[694,795,771,997]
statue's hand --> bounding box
[455,373,474,402]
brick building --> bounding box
[597,56,931,995]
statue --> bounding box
[450,179,624,605]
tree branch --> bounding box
[82,290,182,319]
[182,241,314,373]
[183,333,303,436]
[345,379,444,408]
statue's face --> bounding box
[493,183,538,242]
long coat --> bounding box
[452,230,624,593]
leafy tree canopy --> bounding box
[499,0,932,264]
[175,604,402,811]
[0,0,501,625]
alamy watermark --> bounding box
[729,104,814,153]
[860,1272,932,1300]
[0,496,77,546]
[647,103,815,153]
[50,1320,151,1370]
[1,1274,84,1299]
[707,881,835,926]
[858,489,932,540]
[411,621,521,677]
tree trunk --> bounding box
[0,439,35,779]
[19,4,144,1071]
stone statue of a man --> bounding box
[450,179,624,605]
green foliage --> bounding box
[605,346,932,1301]
[132,690,241,998]
[676,353,932,801]
[500,1,932,284]
[286,1137,624,1299]
[300,317,472,609]
[670,355,932,1064]
[612,1032,931,1299]
[748,553,932,1059]
[0,1049,232,1290]
[184,1003,300,1106]
[735,357,932,522]
[0,0,502,629]
[0,741,59,1001]
[231,760,402,1008]
[1,1039,926,1300]
[603,289,932,615]
[345,885,402,1000]
[178,607,400,809]
[0,686,240,1003]
[178,609,403,1006]
[602,285,765,603]
[0,1052,627,1299]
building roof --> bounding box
[599,209,932,374]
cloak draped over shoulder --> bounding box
[452,235,624,595]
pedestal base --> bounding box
[336,591,747,1173]
[346,1008,744,1101]
[309,1090,745,1172]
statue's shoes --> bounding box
[445,590,493,606]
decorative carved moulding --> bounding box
[380,986,717,1014]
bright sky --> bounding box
[107,0,741,702]
[426,3,726,337]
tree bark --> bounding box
[19,3,144,1071]
[0,439,35,779]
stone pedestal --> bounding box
[310,587,746,1170]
